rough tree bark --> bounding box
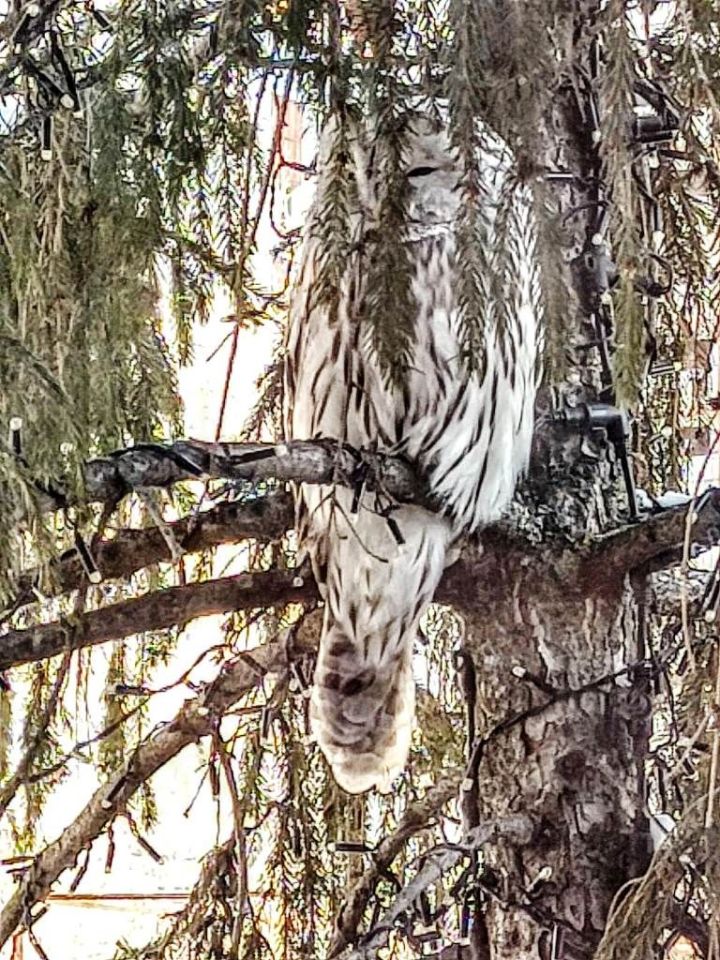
[0,4,709,955]
[462,579,650,959]
[455,4,654,957]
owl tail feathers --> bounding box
[310,623,415,794]
[305,504,452,793]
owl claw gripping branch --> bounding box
[284,116,540,794]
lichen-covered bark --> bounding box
[462,577,651,959]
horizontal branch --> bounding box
[5,454,719,673]
[5,531,536,671]
[13,493,293,612]
[0,636,288,950]
[575,488,720,591]
[26,438,720,609]
[0,568,317,671]
[73,439,424,508]
[75,443,720,592]
[5,493,720,672]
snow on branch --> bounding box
[0,635,289,950]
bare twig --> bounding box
[0,635,290,949]
[344,817,533,960]
[0,651,73,817]
[331,769,464,957]
[212,727,250,953]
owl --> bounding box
[284,116,539,794]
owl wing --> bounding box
[283,120,539,793]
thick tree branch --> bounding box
[13,494,293,612]
[53,439,425,509]
[575,489,720,589]
[5,537,540,671]
[0,637,289,950]
[5,457,719,674]
[5,490,720,672]
[442,490,720,606]
[21,432,720,619]
[0,569,317,671]
[331,769,463,957]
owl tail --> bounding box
[310,504,452,794]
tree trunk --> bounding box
[462,575,652,959]
[452,6,658,956]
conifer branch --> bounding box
[12,494,292,613]
[0,570,317,672]
[4,492,718,672]
[24,441,720,609]
[331,769,463,956]
[38,439,424,511]
[0,489,720,670]
[0,636,289,950]
[574,488,720,587]
[343,816,534,960]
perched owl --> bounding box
[284,117,539,794]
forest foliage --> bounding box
[1,0,720,956]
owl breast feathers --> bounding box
[283,116,540,793]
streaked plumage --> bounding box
[284,117,539,794]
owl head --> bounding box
[400,117,463,229]
[314,112,507,237]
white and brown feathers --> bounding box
[283,118,539,794]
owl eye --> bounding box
[407,166,437,178]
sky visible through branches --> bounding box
[0,0,720,957]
